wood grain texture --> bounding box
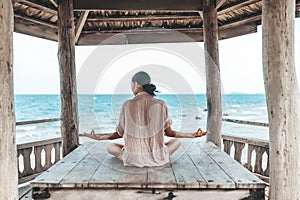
[186,142,235,189]
[262,0,300,199]
[200,142,265,189]
[57,0,79,156]
[203,0,222,147]
[31,141,266,193]
[0,0,18,199]
[31,145,90,186]
[73,0,202,11]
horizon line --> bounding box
[14,93,266,95]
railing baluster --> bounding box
[44,144,53,169]
[246,144,255,172]
[34,146,43,173]
[234,141,245,163]
[54,142,61,163]
[223,139,233,155]
[254,146,264,174]
[22,147,33,176]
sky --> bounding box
[13,18,300,94]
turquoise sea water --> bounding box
[15,94,269,144]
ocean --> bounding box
[15,94,269,144]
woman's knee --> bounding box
[170,138,181,148]
[167,139,181,156]
[107,143,116,154]
[107,143,123,160]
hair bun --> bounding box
[142,83,158,96]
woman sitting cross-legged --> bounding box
[81,71,208,168]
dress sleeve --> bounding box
[116,102,126,137]
[162,102,173,130]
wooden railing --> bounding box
[16,118,62,184]
[221,118,269,182]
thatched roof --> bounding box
[12,0,300,45]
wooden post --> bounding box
[57,0,79,156]
[262,0,300,199]
[203,0,222,147]
[0,0,18,199]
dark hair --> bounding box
[131,71,159,96]
[142,83,157,96]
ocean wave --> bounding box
[241,111,258,115]
[231,105,241,108]
[17,126,37,131]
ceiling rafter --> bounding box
[218,0,261,16]
[13,0,57,15]
[75,11,90,44]
[86,15,202,22]
[216,0,228,10]
[49,0,58,8]
[14,14,57,29]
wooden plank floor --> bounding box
[31,140,265,190]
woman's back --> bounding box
[116,91,172,167]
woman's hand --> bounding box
[79,129,97,139]
[192,128,209,138]
[79,130,121,140]
[79,129,108,140]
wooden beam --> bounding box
[219,23,257,39]
[86,15,202,22]
[14,18,58,41]
[262,0,300,199]
[74,0,202,11]
[49,0,58,7]
[216,0,228,10]
[13,0,57,15]
[77,30,202,45]
[14,14,57,29]
[126,30,200,44]
[75,11,89,43]
[76,23,258,45]
[198,11,204,20]
[219,14,261,30]
[202,0,222,147]
[57,0,79,156]
[0,0,18,199]
[218,0,261,16]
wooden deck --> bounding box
[30,140,266,199]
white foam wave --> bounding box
[17,126,37,131]
[231,105,241,108]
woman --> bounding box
[81,71,208,167]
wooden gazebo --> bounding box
[0,0,300,199]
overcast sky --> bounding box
[13,19,300,94]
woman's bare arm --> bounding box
[79,129,122,141]
[165,127,208,138]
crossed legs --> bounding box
[107,138,181,161]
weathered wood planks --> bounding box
[200,142,265,189]
[31,141,265,194]
[33,145,92,185]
